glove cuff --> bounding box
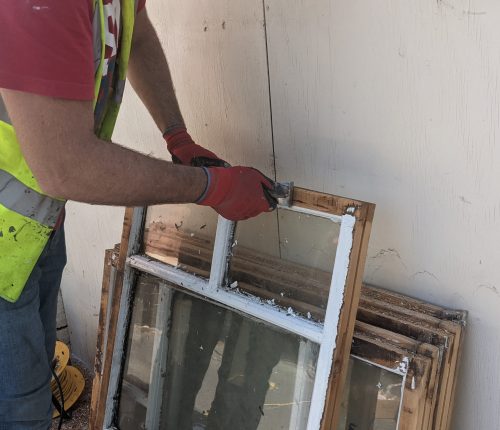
[162,124,187,137]
[194,167,211,203]
[163,125,192,151]
[196,167,232,207]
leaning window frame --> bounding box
[94,188,375,430]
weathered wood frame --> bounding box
[353,320,442,430]
[361,285,467,430]
[90,249,115,429]
[348,322,436,430]
[90,188,375,430]
[359,285,467,430]
[347,333,409,430]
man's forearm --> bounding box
[128,11,184,133]
[1,88,207,206]
[44,137,208,206]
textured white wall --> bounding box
[267,2,500,429]
[61,1,500,428]
[264,1,500,428]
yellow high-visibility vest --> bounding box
[0,0,138,302]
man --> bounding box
[0,1,276,428]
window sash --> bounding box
[101,191,373,430]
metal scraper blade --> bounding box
[270,181,294,207]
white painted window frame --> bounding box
[103,203,357,430]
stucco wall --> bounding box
[61,1,500,428]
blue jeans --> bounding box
[0,227,67,430]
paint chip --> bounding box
[396,357,409,374]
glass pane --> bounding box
[228,208,340,321]
[118,275,320,430]
[337,357,404,430]
[145,204,218,278]
[118,276,161,429]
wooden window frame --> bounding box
[361,284,467,430]
[349,322,436,430]
[357,292,463,430]
[90,188,375,430]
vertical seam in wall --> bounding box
[262,0,282,257]
[262,0,277,181]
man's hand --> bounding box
[164,126,228,167]
[129,12,228,168]
[197,166,277,221]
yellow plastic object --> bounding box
[51,341,70,381]
[52,366,85,419]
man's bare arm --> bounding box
[0,89,207,206]
[128,10,184,133]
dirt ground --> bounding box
[51,357,92,430]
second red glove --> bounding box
[164,126,228,167]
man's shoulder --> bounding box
[0,1,95,101]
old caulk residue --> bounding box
[396,357,409,374]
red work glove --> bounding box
[163,126,228,167]
[197,166,278,221]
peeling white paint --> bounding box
[306,214,355,430]
[280,204,343,223]
[127,255,325,344]
[396,356,409,374]
[126,210,355,430]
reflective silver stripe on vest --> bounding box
[0,169,64,228]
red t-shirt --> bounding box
[0,0,146,100]
[0,0,145,229]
